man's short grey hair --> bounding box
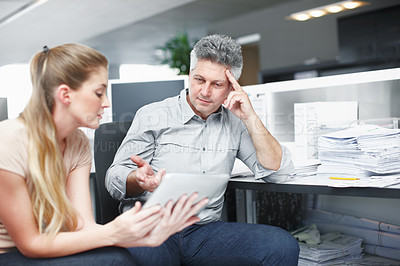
[190,34,243,80]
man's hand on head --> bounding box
[130,155,165,192]
[223,70,257,121]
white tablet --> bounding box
[142,173,230,209]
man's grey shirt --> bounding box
[105,89,294,223]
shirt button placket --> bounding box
[201,122,208,174]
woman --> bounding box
[0,43,207,265]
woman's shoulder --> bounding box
[67,128,90,146]
[0,118,29,177]
[0,118,27,143]
[64,128,92,170]
[0,118,25,133]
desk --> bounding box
[227,176,400,223]
[228,176,400,199]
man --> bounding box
[106,34,299,265]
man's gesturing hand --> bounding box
[131,155,165,192]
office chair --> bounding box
[93,121,132,224]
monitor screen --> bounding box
[0,98,8,122]
[111,79,185,122]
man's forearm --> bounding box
[243,115,282,171]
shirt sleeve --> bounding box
[73,130,92,170]
[237,125,295,183]
[0,126,28,178]
[105,108,155,201]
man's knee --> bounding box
[270,228,299,265]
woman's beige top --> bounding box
[0,118,91,253]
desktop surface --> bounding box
[228,175,400,199]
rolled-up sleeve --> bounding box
[259,144,294,183]
[237,126,294,183]
[105,108,156,201]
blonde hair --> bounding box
[19,43,108,238]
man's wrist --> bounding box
[126,170,146,197]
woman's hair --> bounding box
[19,43,108,238]
[189,34,243,80]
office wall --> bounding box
[209,0,400,72]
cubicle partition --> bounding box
[239,67,400,227]
[0,98,8,121]
[110,79,185,122]
[244,68,400,142]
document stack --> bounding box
[294,101,358,160]
[289,159,320,179]
[317,125,400,179]
[304,209,400,262]
[297,231,363,265]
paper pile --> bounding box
[304,208,400,261]
[289,159,320,179]
[317,125,400,179]
[294,101,358,160]
[298,232,363,266]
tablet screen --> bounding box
[142,173,230,209]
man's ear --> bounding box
[56,84,72,106]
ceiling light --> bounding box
[236,33,261,45]
[309,10,327,18]
[291,13,311,21]
[288,1,369,21]
[342,1,363,9]
[326,5,344,13]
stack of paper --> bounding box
[304,208,400,261]
[294,101,358,160]
[298,232,363,266]
[289,159,321,179]
[317,125,400,179]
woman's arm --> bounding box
[65,164,97,229]
[0,168,208,258]
[0,169,163,258]
[64,164,210,248]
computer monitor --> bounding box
[111,79,185,122]
[0,98,8,122]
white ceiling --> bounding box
[0,0,296,67]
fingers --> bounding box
[224,91,244,110]
[225,70,242,92]
[191,197,209,214]
[145,168,165,192]
[112,203,163,244]
[176,216,201,232]
[131,200,142,213]
[130,155,146,167]
[131,156,163,191]
[155,168,166,185]
[168,193,209,223]
[171,194,191,221]
[125,203,161,222]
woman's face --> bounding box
[69,67,110,129]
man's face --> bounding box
[187,59,231,120]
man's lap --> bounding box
[128,221,299,266]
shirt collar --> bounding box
[178,88,224,124]
[179,88,196,124]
